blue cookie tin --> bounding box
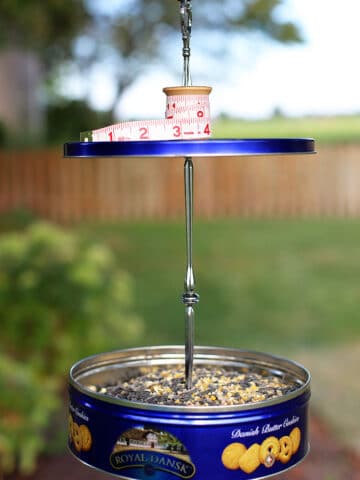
[68,346,310,479]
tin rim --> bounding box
[69,345,310,413]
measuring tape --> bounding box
[81,87,212,142]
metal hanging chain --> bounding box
[178,0,192,86]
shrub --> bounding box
[0,120,7,146]
[0,354,59,474]
[0,222,143,475]
[0,208,37,234]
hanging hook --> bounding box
[178,0,192,86]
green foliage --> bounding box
[0,355,59,475]
[0,209,38,233]
[0,221,142,475]
[46,99,114,144]
[0,120,7,146]
[0,0,90,70]
[230,0,302,42]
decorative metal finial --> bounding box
[178,0,192,86]
[182,156,199,389]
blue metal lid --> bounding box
[63,138,315,158]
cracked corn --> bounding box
[88,366,297,407]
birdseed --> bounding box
[88,366,298,407]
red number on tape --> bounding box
[173,125,181,138]
[139,127,149,139]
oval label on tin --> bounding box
[110,426,196,479]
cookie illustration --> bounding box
[72,422,82,452]
[290,427,301,454]
[68,414,74,442]
[238,443,261,474]
[278,435,293,464]
[260,436,280,466]
[79,424,92,451]
[221,442,247,470]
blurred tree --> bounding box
[46,99,113,143]
[0,0,301,139]
[0,0,91,140]
[0,0,90,70]
[80,0,302,118]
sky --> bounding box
[85,0,360,120]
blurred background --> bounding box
[1,0,360,478]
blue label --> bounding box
[69,386,310,480]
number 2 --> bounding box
[139,127,149,139]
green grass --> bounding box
[213,115,360,144]
[78,218,360,356]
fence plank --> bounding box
[0,145,359,221]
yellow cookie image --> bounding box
[68,414,74,442]
[79,424,92,451]
[72,422,82,452]
[278,435,293,464]
[221,442,247,470]
[290,427,301,454]
[239,443,261,474]
[260,436,280,466]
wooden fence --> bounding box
[1,144,360,221]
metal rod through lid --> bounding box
[182,157,199,389]
[178,0,198,389]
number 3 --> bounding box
[173,125,181,137]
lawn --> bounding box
[212,115,360,144]
[2,215,360,474]
[79,218,360,356]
